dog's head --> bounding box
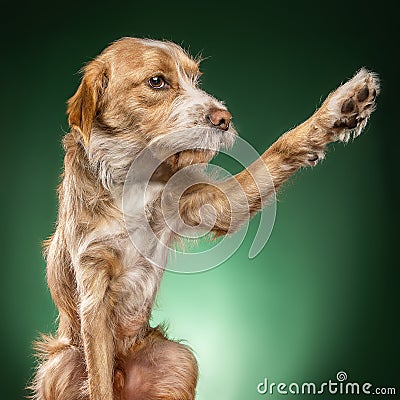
[67,38,237,186]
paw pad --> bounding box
[327,68,380,141]
[356,86,369,102]
[341,98,355,114]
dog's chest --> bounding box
[101,181,174,275]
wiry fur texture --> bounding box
[30,37,379,400]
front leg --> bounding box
[75,245,123,400]
[179,69,379,234]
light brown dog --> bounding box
[31,38,379,400]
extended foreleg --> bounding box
[179,69,379,234]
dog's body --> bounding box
[31,38,379,400]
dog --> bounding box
[31,37,379,400]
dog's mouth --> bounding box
[164,149,216,171]
[153,126,237,171]
[148,126,236,162]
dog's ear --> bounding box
[67,60,109,147]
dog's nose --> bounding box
[207,109,232,131]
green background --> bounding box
[2,1,399,399]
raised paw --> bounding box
[324,68,380,142]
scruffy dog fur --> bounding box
[31,38,379,400]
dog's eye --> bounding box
[148,76,165,89]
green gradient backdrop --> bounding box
[2,1,399,399]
